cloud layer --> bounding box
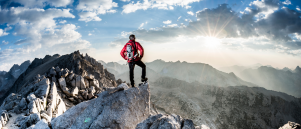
[112,0,301,55]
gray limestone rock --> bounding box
[19,113,41,129]
[49,67,56,77]
[89,79,100,90]
[85,74,94,80]
[33,119,50,129]
[84,78,89,88]
[136,114,164,129]
[51,83,150,129]
[27,93,36,102]
[75,75,86,90]
[136,114,196,129]
[61,68,69,78]
[70,87,79,97]
[19,97,27,110]
[40,113,52,123]
[55,66,61,73]
[279,121,301,129]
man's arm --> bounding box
[120,45,127,60]
[137,42,144,58]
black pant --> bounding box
[128,60,146,85]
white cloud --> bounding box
[121,0,130,2]
[78,12,102,22]
[297,6,301,11]
[0,7,93,71]
[163,20,172,24]
[2,40,9,45]
[250,0,279,20]
[59,20,67,24]
[76,0,118,22]
[139,23,145,29]
[0,29,9,37]
[139,21,148,29]
[187,11,194,15]
[282,0,291,5]
[177,16,182,21]
[88,33,92,36]
[167,24,178,27]
[122,0,200,14]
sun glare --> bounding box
[204,36,221,49]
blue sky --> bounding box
[0,0,301,71]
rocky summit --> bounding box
[0,51,198,129]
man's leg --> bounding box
[135,60,146,80]
[128,62,135,87]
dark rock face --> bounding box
[0,50,117,104]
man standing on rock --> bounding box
[120,34,147,87]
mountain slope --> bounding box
[237,66,301,97]
[150,77,301,129]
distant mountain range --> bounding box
[236,66,301,97]
[0,60,30,98]
[99,59,257,88]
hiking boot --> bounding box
[141,77,148,82]
[131,83,136,87]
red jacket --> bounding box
[120,40,144,62]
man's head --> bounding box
[129,34,135,40]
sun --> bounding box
[204,36,221,49]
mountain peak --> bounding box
[294,66,301,73]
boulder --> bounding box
[33,119,50,129]
[40,113,52,123]
[35,78,50,106]
[82,91,88,100]
[19,113,41,129]
[75,75,86,90]
[68,97,75,102]
[61,68,69,78]
[28,100,38,114]
[89,79,100,90]
[87,93,94,99]
[84,78,89,88]
[46,82,57,117]
[136,114,196,129]
[70,87,79,96]
[51,76,57,82]
[85,74,94,80]
[58,78,71,95]
[53,96,66,117]
[58,78,67,89]
[27,93,36,102]
[34,74,40,82]
[71,79,76,87]
[67,73,75,82]
[49,67,56,77]
[51,83,150,129]
[89,86,95,94]
[1,116,5,126]
[279,121,301,129]
[55,66,61,73]
[107,83,129,94]
[18,97,27,110]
